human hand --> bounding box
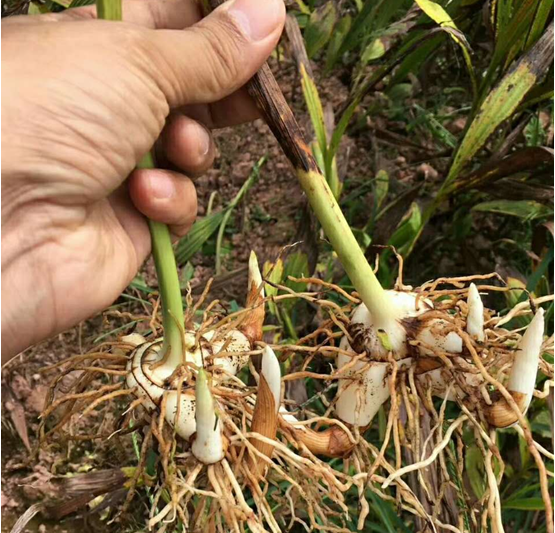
[1,0,285,359]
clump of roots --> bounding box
[38,269,553,532]
[38,290,353,531]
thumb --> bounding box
[142,0,285,107]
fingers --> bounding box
[161,115,215,175]
[181,87,260,129]
[142,0,285,107]
[47,0,202,29]
[128,169,198,238]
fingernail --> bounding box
[149,175,175,200]
[197,124,211,157]
[228,0,283,42]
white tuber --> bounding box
[192,369,224,464]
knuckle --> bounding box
[192,19,246,93]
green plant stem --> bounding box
[298,169,395,325]
[96,0,122,20]
[281,309,298,341]
[96,0,121,20]
[96,0,184,363]
[200,2,395,324]
[138,154,184,365]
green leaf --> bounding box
[304,2,337,58]
[374,169,389,210]
[96,0,120,20]
[524,114,548,146]
[339,0,408,56]
[175,211,226,264]
[301,65,327,156]
[472,200,553,221]
[503,498,546,511]
[68,0,95,6]
[525,0,554,50]
[311,140,325,174]
[361,38,386,63]
[336,0,377,55]
[28,2,51,13]
[294,0,310,14]
[414,0,476,94]
[442,23,554,190]
[263,258,284,317]
[49,0,72,7]
[486,0,544,91]
[330,30,442,166]
[324,15,352,72]
[505,276,528,311]
[412,104,458,148]
[179,156,266,267]
[389,31,444,86]
[215,157,266,274]
[465,444,486,500]
[352,228,372,251]
[179,262,195,289]
[388,202,422,256]
[129,275,156,295]
[367,490,412,533]
[379,202,421,286]
[282,252,309,311]
[284,252,309,292]
[531,410,554,439]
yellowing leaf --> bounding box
[304,2,337,59]
[362,39,386,63]
[415,0,452,25]
[414,0,476,94]
[442,24,553,190]
[472,200,553,221]
[263,259,284,316]
[301,64,327,156]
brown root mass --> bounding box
[36,273,553,532]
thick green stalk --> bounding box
[198,0,395,322]
[243,63,396,325]
[96,0,121,20]
[96,0,121,21]
[138,154,185,365]
[298,170,395,325]
[96,0,184,363]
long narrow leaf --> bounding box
[304,2,337,58]
[484,0,541,92]
[324,15,352,72]
[441,22,553,191]
[177,156,267,265]
[215,156,266,273]
[175,211,226,264]
[300,64,327,156]
[472,200,553,221]
[414,0,476,95]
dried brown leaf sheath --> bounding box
[241,275,265,344]
[249,374,278,470]
[290,424,355,458]
[484,391,529,428]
